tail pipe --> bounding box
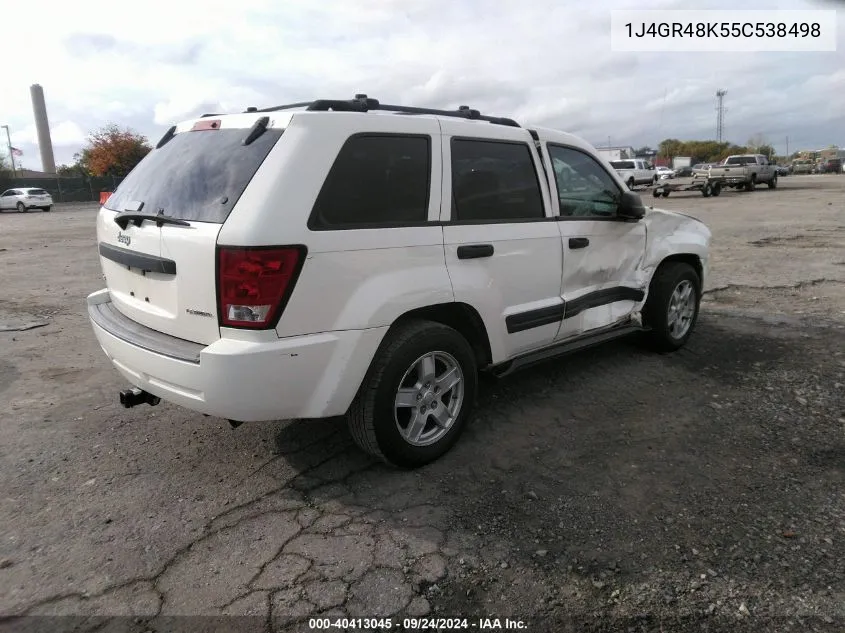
[119,387,161,408]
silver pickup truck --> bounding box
[705,154,777,191]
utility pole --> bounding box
[786,136,789,159]
[1,125,15,177]
[715,90,727,143]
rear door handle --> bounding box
[569,237,590,249]
[457,244,495,260]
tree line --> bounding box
[636,134,816,165]
[1,124,152,179]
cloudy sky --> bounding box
[2,0,843,170]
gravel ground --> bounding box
[0,175,843,632]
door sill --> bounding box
[488,321,647,378]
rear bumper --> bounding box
[87,289,388,421]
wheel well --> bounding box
[392,303,492,368]
[656,254,702,283]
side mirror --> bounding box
[617,190,646,220]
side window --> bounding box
[547,145,622,218]
[309,134,430,229]
[450,139,544,222]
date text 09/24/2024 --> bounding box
[307,617,528,630]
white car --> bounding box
[608,158,655,189]
[0,187,53,212]
[655,166,675,180]
[87,95,711,467]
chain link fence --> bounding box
[0,175,124,203]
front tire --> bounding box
[347,320,478,468]
[642,262,701,352]
[16,202,25,213]
[767,175,777,189]
[627,178,635,190]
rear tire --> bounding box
[702,183,712,197]
[745,175,757,192]
[42,206,52,212]
[627,178,635,190]
[661,191,670,197]
[16,202,25,213]
[642,262,701,352]
[652,188,661,198]
[347,320,478,468]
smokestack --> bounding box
[30,84,56,174]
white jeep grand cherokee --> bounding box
[87,95,711,468]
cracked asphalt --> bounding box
[1,175,844,632]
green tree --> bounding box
[57,155,91,178]
[658,138,683,160]
[756,144,775,159]
[658,138,749,164]
[712,144,748,162]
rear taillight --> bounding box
[217,246,306,329]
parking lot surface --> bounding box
[1,175,844,632]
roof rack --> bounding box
[247,94,520,128]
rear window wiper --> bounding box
[114,212,191,230]
[242,116,270,146]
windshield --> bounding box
[610,160,635,169]
[104,126,283,223]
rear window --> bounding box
[104,126,283,223]
[725,156,756,165]
[29,189,48,195]
[308,134,431,229]
[610,160,635,170]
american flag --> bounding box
[10,147,22,157]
